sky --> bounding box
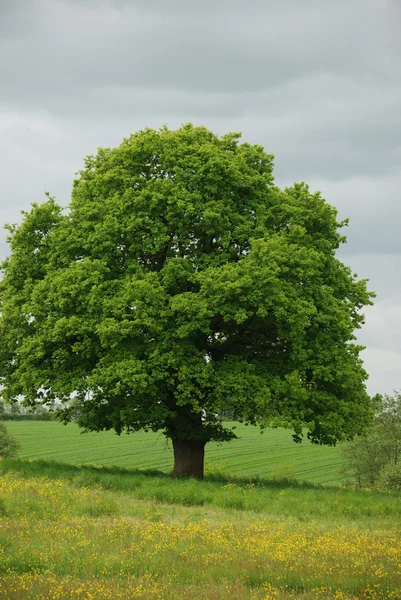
[0,0,400,396]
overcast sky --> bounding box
[1,0,400,396]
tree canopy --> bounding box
[0,124,375,477]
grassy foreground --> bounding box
[1,459,401,599]
[6,421,345,484]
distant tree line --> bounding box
[0,401,54,421]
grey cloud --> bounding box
[308,174,401,255]
[1,0,399,102]
[337,253,401,395]
[361,299,401,354]
[338,253,401,304]
[362,347,401,395]
[1,0,400,185]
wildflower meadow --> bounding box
[1,454,401,599]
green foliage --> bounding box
[380,462,401,491]
[204,459,230,479]
[0,421,19,458]
[0,124,374,452]
[342,391,401,489]
[0,413,54,421]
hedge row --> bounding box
[0,414,55,421]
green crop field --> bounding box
[6,420,345,484]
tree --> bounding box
[0,422,19,459]
[0,124,375,478]
[10,402,21,415]
[342,392,401,489]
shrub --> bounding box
[0,413,54,421]
[0,421,20,459]
[342,391,401,490]
[380,463,401,491]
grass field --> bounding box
[2,421,400,599]
[1,458,401,599]
[6,421,345,484]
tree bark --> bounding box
[171,438,206,479]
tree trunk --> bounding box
[171,438,206,479]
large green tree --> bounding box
[0,124,374,478]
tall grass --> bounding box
[0,461,400,599]
[2,458,400,525]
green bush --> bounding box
[342,391,401,490]
[0,421,20,458]
[380,463,401,491]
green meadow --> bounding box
[6,420,345,484]
[2,421,400,599]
